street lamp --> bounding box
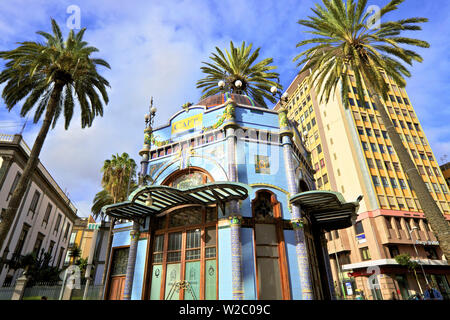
[270,85,289,107]
[408,225,430,286]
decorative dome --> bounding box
[197,93,261,109]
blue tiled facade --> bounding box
[106,94,331,300]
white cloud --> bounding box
[1,0,449,220]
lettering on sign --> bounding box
[415,240,439,246]
[171,113,203,135]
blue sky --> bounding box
[0,0,449,218]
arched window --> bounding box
[162,167,213,188]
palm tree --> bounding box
[0,19,110,252]
[294,0,450,258]
[196,41,280,108]
[99,152,137,285]
[91,189,114,222]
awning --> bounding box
[289,190,360,231]
[102,182,251,221]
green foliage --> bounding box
[91,189,114,221]
[293,0,429,108]
[197,41,281,108]
[93,152,138,220]
[0,18,110,129]
[7,252,61,286]
[74,257,88,277]
[394,253,419,271]
[101,152,137,203]
[68,245,81,260]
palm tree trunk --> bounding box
[362,77,450,259]
[0,82,63,253]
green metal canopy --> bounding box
[102,182,252,221]
[289,190,360,231]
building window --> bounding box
[42,203,52,227]
[111,247,130,276]
[317,144,322,154]
[384,161,392,171]
[376,159,383,169]
[320,159,325,168]
[7,172,21,201]
[360,247,371,261]
[372,176,380,187]
[382,131,388,139]
[32,233,45,257]
[399,179,407,189]
[355,221,364,235]
[362,142,369,151]
[358,127,364,135]
[322,174,328,185]
[424,246,438,260]
[28,190,41,218]
[381,177,389,188]
[387,145,394,154]
[366,128,373,137]
[54,214,62,233]
[48,240,55,255]
[388,245,400,258]
[14,224,30,257]
[370,143,377,152]
[367,158,375,169]
[63,223,71,240]
[390,178,398,189]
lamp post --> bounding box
[408,225,429,286]
[122,99,157,300]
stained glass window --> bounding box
[111,248,129,276]
[172,172,206,189]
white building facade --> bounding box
[0,134,78,286]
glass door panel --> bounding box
[255,224,282,300]
[184,261,200,300]
[150,265,163,300]
[165,263,181,300]
[205,259,217,300]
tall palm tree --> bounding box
[294,0,450,258]
[91,189,114,222]
[99,152,137,285]
[0,19,110,252]
[196,41,280,108]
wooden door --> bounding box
[108,276,125,300]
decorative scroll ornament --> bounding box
[229,215,242,226]
[290,218,304,229]
[278,109,289,128]
[202,99,236,132]
[144,128,170,148]
[130,230,141,241]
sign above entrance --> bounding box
[171,113,203,135]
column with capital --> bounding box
[279,108,314,300]
[223,99,244,299]
[122,225,140,300]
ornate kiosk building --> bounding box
[102,93,361,300]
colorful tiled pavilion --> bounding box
[102,93,361,300]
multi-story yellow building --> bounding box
[275,69,450,300]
